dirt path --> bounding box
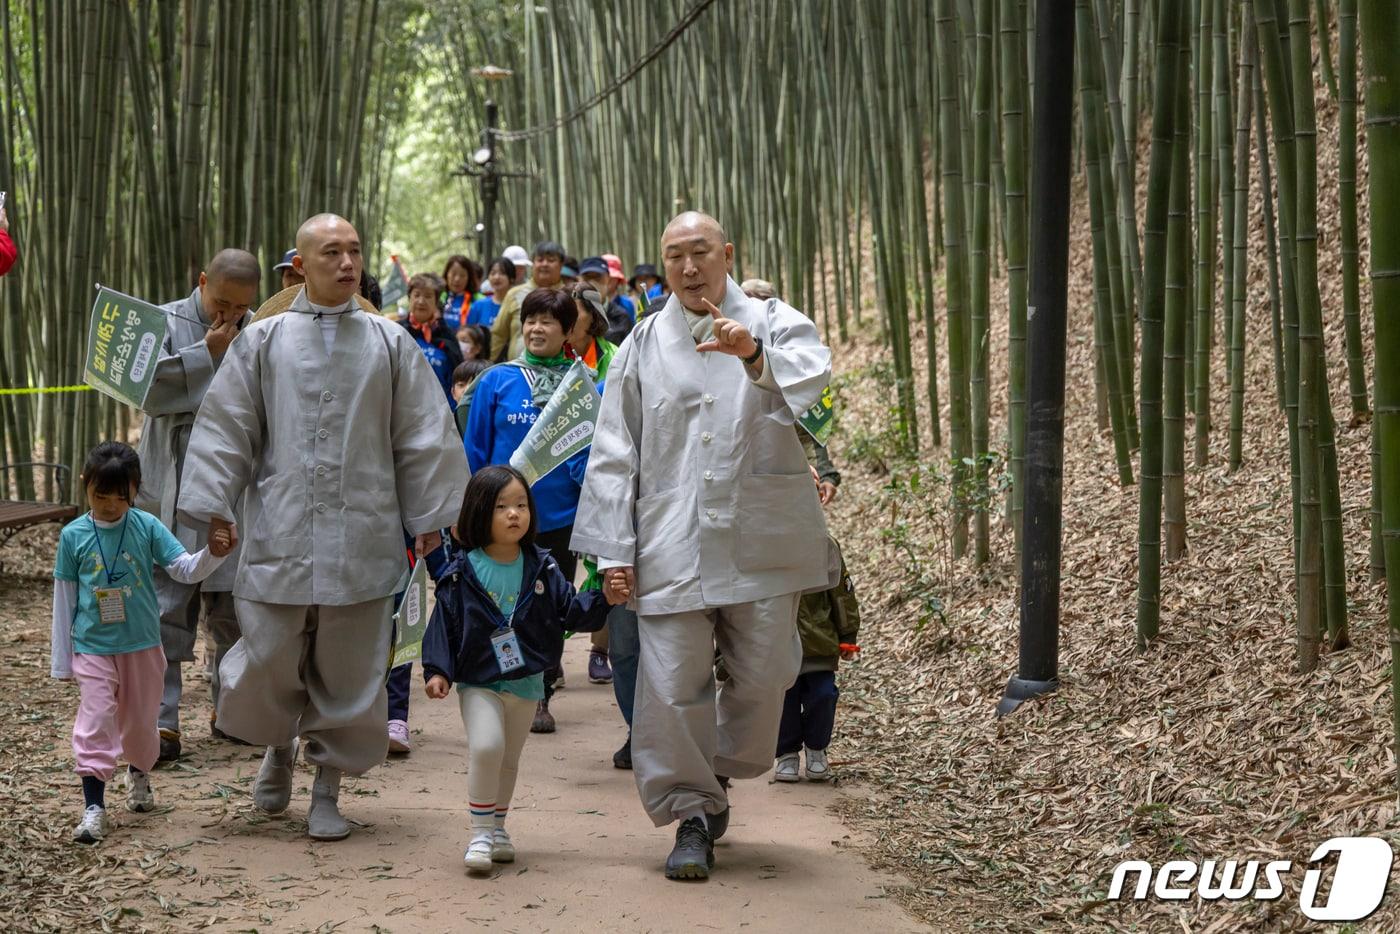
[111,639,926,932]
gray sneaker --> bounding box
[126,769,155,812]
[804,748,831,782]
[774,753,800,783]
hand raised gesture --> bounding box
[694,297,758,361]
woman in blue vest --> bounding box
[400,272,465,402]
[442,255,482,331]
[464,288,595,734]
[468,256,515,328]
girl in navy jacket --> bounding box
[422,465,625,872]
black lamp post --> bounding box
[997,0,1074,717]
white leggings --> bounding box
[459,687,536,835]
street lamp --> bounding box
[450,64,522,262]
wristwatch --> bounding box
[742,338,764,366]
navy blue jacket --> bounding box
[421,543,609,686]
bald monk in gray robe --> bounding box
[178,214,467,840]
[573,212,831,880]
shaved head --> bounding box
[205,248,261,287]
[296,213,357,253]
[661,211,727,248]
[660,211,734,311]
[293,213,362,306]
[199,249,260,325]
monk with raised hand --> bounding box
[572,210,832,881]
[177,213,468,841]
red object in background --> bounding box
[0,229,14,277]
[839,643,860,654]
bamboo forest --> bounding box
[4,0,1400,929]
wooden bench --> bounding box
[0,462,79,550]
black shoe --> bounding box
[664,817,714,881]
[210,722,253,746]
[709,774,730,840]
[157,729,181,763]
[613,735,632,770]
[709,804,730,841]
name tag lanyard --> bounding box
[91,513,130,585]
[489,583,530,673]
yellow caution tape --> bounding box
[0,385,94,395]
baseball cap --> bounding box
[578,256,609,277]
[273,248,298,271]
[503,244,531,268]
[602,254,626,282]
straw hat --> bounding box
[252,285,378,323]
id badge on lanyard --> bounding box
[95,588,127,624]
[490,627,525,673]
[92,514,130,624]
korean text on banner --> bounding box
[798,384,835,446]
[390,559,430,669]
[83,285,169,409]
[509,361,602,485]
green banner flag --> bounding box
[390,558,430,669]
[380,256,408,308]
[509,361,603,486]
[798,384,835,446]
[84,285,169,409]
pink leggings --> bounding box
[72,646,166,781]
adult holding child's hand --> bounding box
[571,211,833,882]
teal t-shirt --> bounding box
[459,547,544,700]
[469,548,523,621]
[54,509,186,655]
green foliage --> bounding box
[836,362,916,473]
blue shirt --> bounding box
[468,296,503,328]
[54,509,186,655]
[410,330,456,400]
[442,292,468,331]
[464,364,591,532]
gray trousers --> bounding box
[217,596,394,776]
[632,593,802,826]
[155,568,241,732]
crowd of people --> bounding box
[48,209,863,883]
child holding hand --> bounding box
[51,442,234,843]
[422,465,624,872]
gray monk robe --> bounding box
[177,290,468,774]
[134,287,248,735]
[571,276,831,826]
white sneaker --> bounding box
[73,805,109,844]
[491,828,516,863]
[805,748,831,782]
[774,753,801,782]
[464,833,495,871]
[126,770,155,812]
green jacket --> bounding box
[796,542,860,666]
[800,430,840,486]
